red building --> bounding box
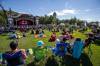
[12,14,39,29]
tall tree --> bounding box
[0,4,8,26]
[52,12,57,24]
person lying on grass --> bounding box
[2,41,27,66]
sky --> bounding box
[0,0,100,22]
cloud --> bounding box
[84,9,91,12]
[18,11,32,14]
[83,18,93,22]
[48,9,76,16]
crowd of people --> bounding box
[0,28,95,66]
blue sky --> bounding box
[0,0,100,22]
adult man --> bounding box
[2,41,27,66]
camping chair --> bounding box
[31,47,48,65]
[0,53,2,64]
[2,51,26,66]
[84,38,93,58]
[52,43,68,66]
[72,41,84,59]
[53,43,68,57]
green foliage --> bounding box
[0,16,6,25]
[39,12,57,24]
[0,10,7,26]
[39,14,57,24]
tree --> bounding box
[69,17,77,25]
[0,4,8,26]
[47,15,53,24]
[39,16,45,24]
[52,12,57,24]
[0,15,6,25]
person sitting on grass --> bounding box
[9,32,17,39]
[62,29,68,35]
[31,29,35,34]
[2,41,27,66]
[49,32,56,42]
[84,33,94,47]
[23,32,26,37]
[35,29,39,34]
[32,41,47,65]
[38,29,44,38]
[61,29,73,40]
[63,33,70,40]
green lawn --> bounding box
[0,30,100,66]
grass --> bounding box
[0,30,100,66]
